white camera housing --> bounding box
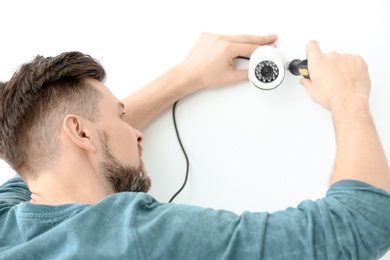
[248,46,286,90]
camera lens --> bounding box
[261,66,272,77]
[255,60,279,83]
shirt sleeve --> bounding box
[132,180,390,260]
[261,180,390,259]
[0,175,31,206]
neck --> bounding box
[28,160,113,206]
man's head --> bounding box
[0,52,150,194]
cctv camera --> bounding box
[248,46,286,90]
[248,46,310,90]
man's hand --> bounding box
[122,32,277,130]
[300,40,371,111]
[300,40,390,192]
[178,32,278,93]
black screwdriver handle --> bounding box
[298,59,310,79]
[288,59,310,79]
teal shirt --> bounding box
[1,175,390,259]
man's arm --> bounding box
[121,32,277,130]
[301,41,390,192]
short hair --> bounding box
[0,52,106,179]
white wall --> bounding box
[1,0,389,258]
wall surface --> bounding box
[1,0,389,258]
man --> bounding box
[0,33,389,259]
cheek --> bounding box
[114,127,140,163]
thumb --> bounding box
[224,69,250,86]
[300,78,314,95]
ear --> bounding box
[62,114,97,153]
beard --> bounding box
[99,131,151,193]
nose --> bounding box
[134,128,144,143]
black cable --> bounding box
[236,56,250,60]
[168,56,248,203]
[168,99,190,203]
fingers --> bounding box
[228,35,277,58]
[301,41,319,95]
[306,40,322,60]
[227,34,278,45]
[196,32,277,59]
[230,43,266,58]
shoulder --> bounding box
[262,180,390,259]
[0,175,31,206]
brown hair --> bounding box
[0,52,106,179]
